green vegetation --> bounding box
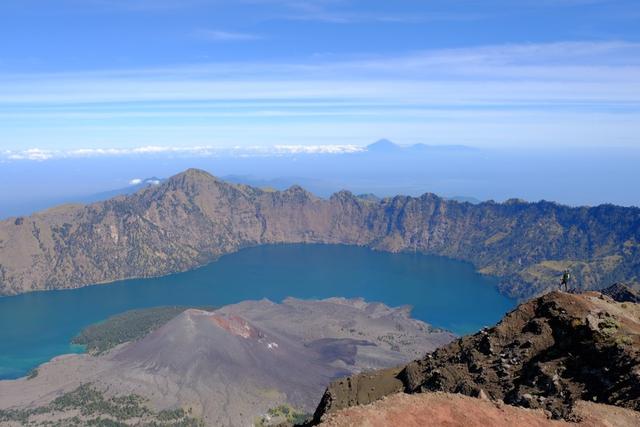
[157,408,190,422]
[254,404,312,426]
[72,305,215,354]
[598,316,619,336]
[0,384,204,427]
[49,384,149,419]
[615,335,634,346]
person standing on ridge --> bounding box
[560,269,571,292]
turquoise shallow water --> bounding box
[0,244,515,380]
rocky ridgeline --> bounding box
[1,168,639,298]
[311,285,640,423]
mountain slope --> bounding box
[1,168,639,297]
[311,286,640,423]
[0,298,452,426]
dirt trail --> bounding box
[319,392,640,427]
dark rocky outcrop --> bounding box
[311,288,640,423]
[602,283,640,303]
[1,168,639,298]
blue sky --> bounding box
[1,0,639,157]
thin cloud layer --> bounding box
[0,42,638,150]
[193,29,263,42]
[1,145,365,161]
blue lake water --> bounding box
[0,244,516,380]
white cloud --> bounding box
[272,144,363,154]
[0,144,366,161]
[5,148,55,161]
[129,178,143,185]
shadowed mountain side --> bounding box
[601,283,640,303]
[1,168,639,298]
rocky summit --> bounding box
[1,168,639,299]
[311,285,640,424]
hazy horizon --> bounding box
[2,140,639,220]
[2,1,639,214]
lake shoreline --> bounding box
[0,244,515,380]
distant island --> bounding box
[366,139,474,153]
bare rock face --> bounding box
[312,288,640,423]
[1,168,639,298]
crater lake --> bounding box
[0,244,515,379]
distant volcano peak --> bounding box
[366,139,400,152]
